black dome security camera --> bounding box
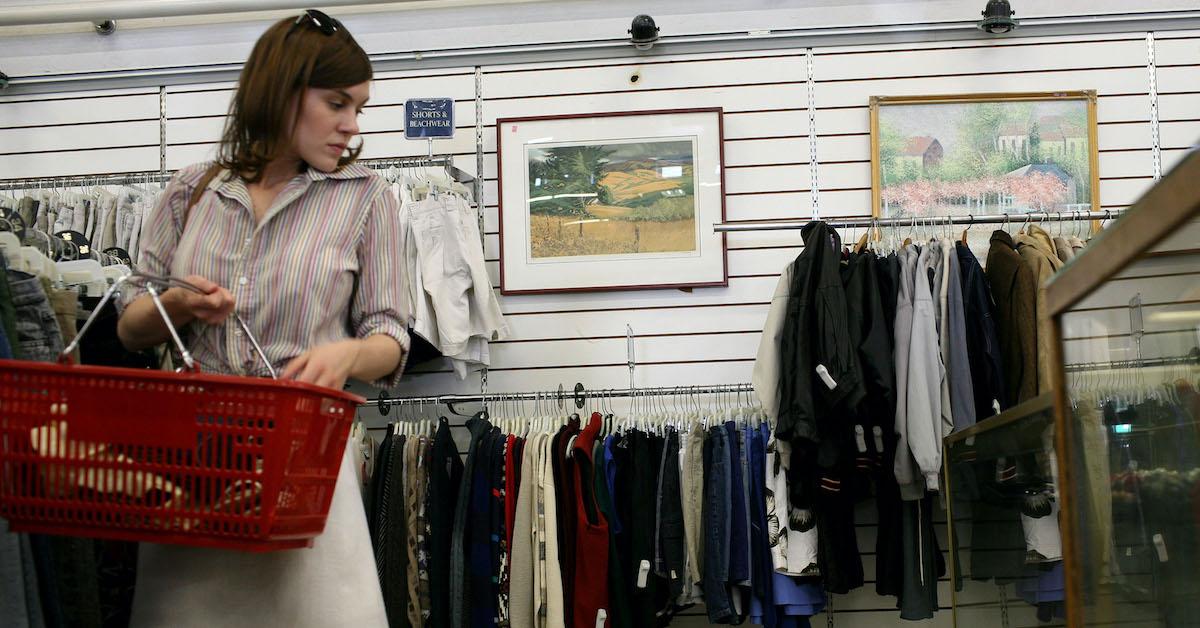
[629,14,660,51]
[978,0,1018,34]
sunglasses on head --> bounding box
[289,9,340,37]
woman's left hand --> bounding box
[280,339,363,390]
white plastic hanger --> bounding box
[57,259,108,297]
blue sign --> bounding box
[405,98,455,139]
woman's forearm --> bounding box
[350,334,403,382]
[117,290,195,351]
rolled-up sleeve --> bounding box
[352,188,411,388]
[117,173,189,312]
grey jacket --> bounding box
[929,240,954,438]
[894,244,945,500]
[943,242,977,432]
[892,247,919,498]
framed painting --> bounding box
[496,108,727,295]
[871,91,1100,223]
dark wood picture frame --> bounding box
[496,107,728,295]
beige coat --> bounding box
[538,434,566,628]
[1015,225,1065,395]
[752,267,794,426]
[509,432,539,627]
[682,421,707,588]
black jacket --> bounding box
[777,221,866,444]
[428,419,464,628]
[956,242,1007,420]
[779,222,867,527]
[842,252,896,435]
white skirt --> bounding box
[130,437,388,628]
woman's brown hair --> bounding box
[218,14,372,182]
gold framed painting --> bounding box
[870,91,1100,223]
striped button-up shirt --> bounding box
[122,161,410,387]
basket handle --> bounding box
[62,272,278,379]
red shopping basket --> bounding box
[0,274,364,552]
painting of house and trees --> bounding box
[526,139,698,259]
[871,92,1098,220]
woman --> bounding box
[117,11,402,627]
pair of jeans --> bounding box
[0,310,11,358]
[725,422,751,588]
[48,287,80,363]
[703,426,736,624]
[656,428,687,602]
[747,424,778,628]
[7,270,63,363]
[0,256,19,359]
[450,415,492,628]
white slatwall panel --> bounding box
[1153,30,1200,171]
[0,87,162,177]
[1,25,1192,628]
[162,68,480,171]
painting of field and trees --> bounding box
[526,139,698,259]
[873,94,1097,219]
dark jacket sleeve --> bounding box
[811,227,866,415]
[776,255,816,443]
[957,242,1007,419]
[854,257,895,429]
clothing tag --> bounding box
[595,609,607,628]
[670,569,677,580]
[637,560,651,588]
[872,426,884,454]
[992,399,1002,416]
[854,425,867,453]
[815,364,837,390]
[1153,533,1169,562]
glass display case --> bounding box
[945,394,1067,627]
[1046,149,1200,627]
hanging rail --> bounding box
[364,382,755,412]
[713,210,1122,233]
[0,154,471,192]
[1064,350,1200,373]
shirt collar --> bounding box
[212,162,373,191]
[306,163,373,182]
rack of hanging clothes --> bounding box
[0,155,478,265]
[0,200,161,628]
[355,382,840,628]
[1060,346,1200,625]
[736,209,1115,620]
[0,171,164,269]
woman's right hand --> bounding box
[172,275,235,325]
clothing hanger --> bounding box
[853,225,870,254]
[1019,213,1033,235]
